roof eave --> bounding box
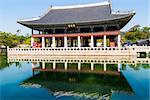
[18,13,135,29]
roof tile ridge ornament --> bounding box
[108,0,112,6]
[108,0,135,15]
[51,1,110,10]
[39,5,53,18]
[108,0,112,14]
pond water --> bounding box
[0,56,150,100]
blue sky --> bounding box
[0,0,149,35]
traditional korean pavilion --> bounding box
[17,1,135,48]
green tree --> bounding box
[141,27,150,39]
[128,25,141,32]
[0,31,31,47]
[0,32,13,46]
[24,38,31,45]
[123,25,150,42]
[142,27,150,33]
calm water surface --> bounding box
[0,56,150,100]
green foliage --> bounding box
[0,55,9,69]
[0,31,31,47]
[0,55,22,69]
[24,38,31,45]
[122,25,150,42]
[0,32,12,46]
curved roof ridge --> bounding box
[17,17,40,22]
[51,1,110,10]
[17,7,52,22]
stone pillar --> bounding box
[42,37,45,48]
[104,63,107,71]
[78,62,81,71]
[64,36,67,47]
[31,37,34,47]
[31,63,35,69]
[91,35,94,47]
[64,62,67,70]
[52,37,56,47]
[103,35,107,47]
[91,63,94,71]
[118,34,121,48]
[118,63,121,72]
[42,62,45,69]
[146,51,149,58]
[78,36,81,47]
[53,62,56,70]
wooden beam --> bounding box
[32,30,119,38]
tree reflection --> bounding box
[121,64,150,70]
[0,55,22,70]
[15,62,22,68]
[0,55,10,70]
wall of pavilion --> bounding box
[31,25,121,48]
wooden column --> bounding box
[42,37,45,48]
[118,34,121,48]
[78,62,81,71]
[31,29,33,35]
[103,25,107,47]
[31,29,34,47]
[42,62,45,69]
[64,62,68,70]
[91,63,94,71]
[91,35,94,47]
[103,35,107,47]
[104,63,107,71]
[90,26,94,32]
[31,63,35,69]
[52,37,56,47]
[78,36,81,47]
[64,28,67,33]
[53,62,56,70]
[78,27,80,33]
[52,28,55,33]
[118,63,121,72]
[64,36,67,47]
[48,38,51,47]
[31,37,34,47]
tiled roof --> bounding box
[17,1,135,28]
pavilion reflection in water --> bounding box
[21,60,134,100]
